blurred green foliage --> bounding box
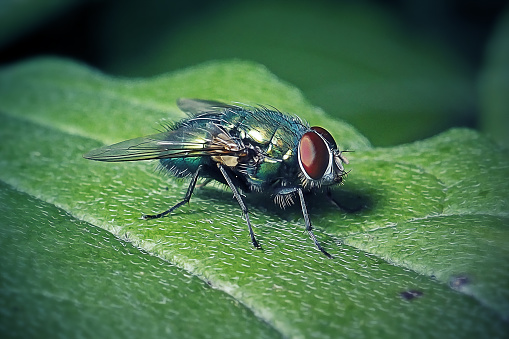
[1,0,508,146]
[99,1,477,146]
[480,6,509,147]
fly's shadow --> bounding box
[323,188,374,214]
[191,182,374,223]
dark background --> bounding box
[1,0,508,146]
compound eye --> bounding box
[311,126,337,149]
[299,131,330,180]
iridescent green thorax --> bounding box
[160,105,309,193]
[221,106,308,190]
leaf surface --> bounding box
[0,58,507,338]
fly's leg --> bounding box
[143,165,202,220]
[196,178,213,189]
[296,188,333,259]
[326,188,341,209]
[217,164,261,249]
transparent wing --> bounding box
[84,123,243,162]
[177,98,236,116]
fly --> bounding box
[84,98,349,258]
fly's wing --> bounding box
[177,98,237,116]
[83,123,243,162]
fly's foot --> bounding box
[252,238,262,249]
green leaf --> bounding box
[341,129,509,316]
[0,182,280,338]
[0,58,508,338]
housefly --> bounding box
[84,99,349,258]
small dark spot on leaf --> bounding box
[400,290,423,300]
[478,189,489,197]
[449,274,471,290]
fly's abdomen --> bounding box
[160,157,204,178]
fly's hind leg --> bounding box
[217,164,261,249]
[142,165,202,220]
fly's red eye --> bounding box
[299,131,330,180]
[311,126,337,149]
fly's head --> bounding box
[297,126,349,189]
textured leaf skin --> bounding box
[0,183,281,339]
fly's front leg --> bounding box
[274,187,333,258]
[143,165,202,220]
[296,188,333,258]
[217,164,261,249]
